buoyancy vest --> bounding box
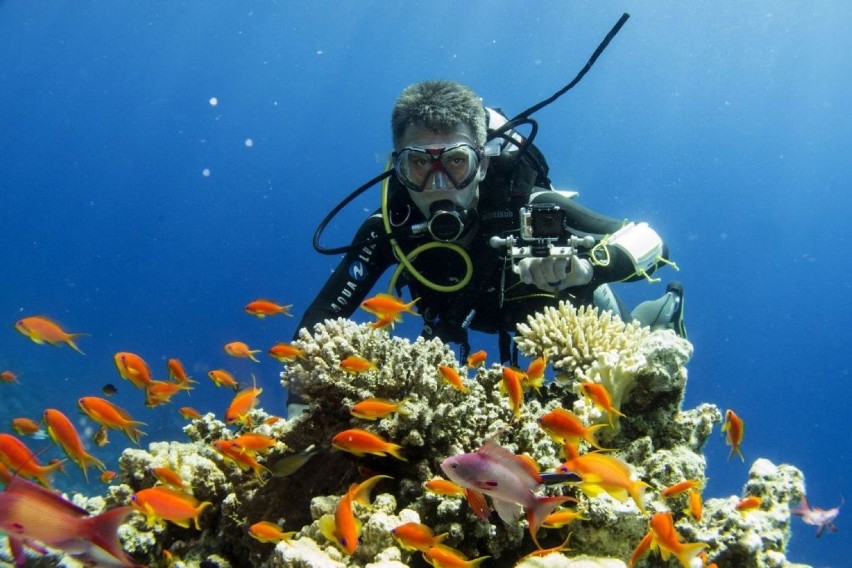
[477,108,554,238]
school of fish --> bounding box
[1,295,839,567]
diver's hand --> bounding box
[518,255,593,292]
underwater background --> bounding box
[0,2,849,567]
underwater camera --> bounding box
[490,203,594,268]
[519,205,567,242]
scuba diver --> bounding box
[291,17,684,416]
[290,80,684,412]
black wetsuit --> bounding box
[296,178,668,358]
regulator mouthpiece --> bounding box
[427,200,469,242]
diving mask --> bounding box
[393,142,484,193]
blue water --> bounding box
[1,2,849,566]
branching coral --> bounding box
[515,303,655,431]
[515,302,651,380]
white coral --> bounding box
[516,302,652,426]
[515,302,650,380]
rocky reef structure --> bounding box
[3,303,811,568]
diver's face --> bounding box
[396,124,486,218]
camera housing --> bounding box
[519,205,567,241]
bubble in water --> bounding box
[244,138,253,148]
[209,97,218,106]
[202,168,211,177]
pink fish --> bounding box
[793,496,842,538]
[440,440,573,549]
[0,475,137,566]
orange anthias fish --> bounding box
[368,312,399,331]
[319,484,361,555]
[331,428,406,461]
[500,366,525,420]
[339,355,378,374]
[11,418,42,437]
[722,409,745,461]
[423,543,490,568]
[208,369,240,390]
[0,475,136,566]
[541,507,587,529]
[211,439,271,482]
[43,408,106,482]
[360,293,419,318]
[114,351,153,390]
[318,476,389,554]
[629,511,708,568]
[391,521,448,552]
[517,532,572,563]
[167,358,195,385]
[438,365,468,393]
[660,479,703,498]
[736,495,763,513]
[424,478,466,497]
[245,299,293,318]
[14,315,86,355]
[77,397,147,445]
[0,433,65,488]
[145,380,193,407]
[268,342,306,363]
[350,398,409,420]
[224,381,263,426]
[348,473,391,510]
[558,443,649,513]
[1,370,19,383]
[578,381,626,427]
[179,406,203,420]
[230,433,277,455]
[538,407,609,451]
[151,466,186,489]
[628,532,654,568]
[131,486,212,529]
[224,341,261,362]
[524,355,547,391]
[466,350,487,368]
[686,488,703,521]
[248,520,296,544]
[100,470,118,484]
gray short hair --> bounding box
[391,80,486,149]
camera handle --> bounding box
[489,234,596,275]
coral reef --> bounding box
[2,304,812,568]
